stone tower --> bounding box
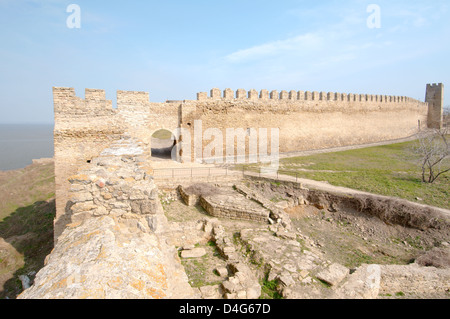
[425,83,444,129]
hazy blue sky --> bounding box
[0,0,449,124]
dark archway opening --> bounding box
[151,129,176,161]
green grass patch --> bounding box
[316,278,332,289]
[181,257,222,288]
[152,130,173,139]
[260,278,283,299]
[244,140,449,209]
[0,162,56,298]
[347,249,376,266]
[404,236,424,250]
[207,240,217,247]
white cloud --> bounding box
[224,33,324,63]
[210,2,435,92]
[396,9,428,27]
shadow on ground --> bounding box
[0,199,55,299]
[151,147,174,160]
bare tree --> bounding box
[413,128,449,183]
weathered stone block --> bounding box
[130,199,156,215]
[71,211,93,223]
[93,206,108,216]
[68,174,92,185]
[236,89,246,99]
[70,201,97,214]
[197,92,207,101]
[210,88,221,99]
[297,91,305,100]
[246,285,261,299]
[221,279,240,294]
[259,89,269,100]
[199,285,221,299]
[316,263,349,286]
[276,230,296,240]
[110,209,127,216]
[70,192,93,203]
[248,89,258,100]
[215,267,229,277]
[277,272,295,287]
[280,90,289,100]
[289,90,297,100]
[304,91,312,100]
[223,88,234,100]
[270,90,279,100]
[181,248,207,258]
[236,290,247,299]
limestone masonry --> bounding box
[19,137,197,299]
[426,83,445,129]
[52,84,443,238]
[19,83,445,299]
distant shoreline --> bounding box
[0,158,54,173]
[32,157,54,165]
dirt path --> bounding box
[279,133,423,159]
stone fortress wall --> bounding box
[185,87,429,163]
[53,84,443,240]
[18,83,446,299]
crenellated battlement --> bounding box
[427,83,443,89]
[53,88,153,115]
[85,88,107,101]
[196,88,418,104]
[53,87,114,113]
[117,90,150,107]
[53,86,426,115]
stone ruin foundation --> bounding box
[167,179,450,299]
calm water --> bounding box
[0,124,54,171]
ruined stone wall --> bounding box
[245,174,450,231]
[20,137,196,299]
[53,88,180,238]
[180,88,428,162]
[199,194,270,223]
[53,88,125,239]
[378,264,450,296]
[117,90,180,144]
[53,85,433,239]
[178,185,200,206]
